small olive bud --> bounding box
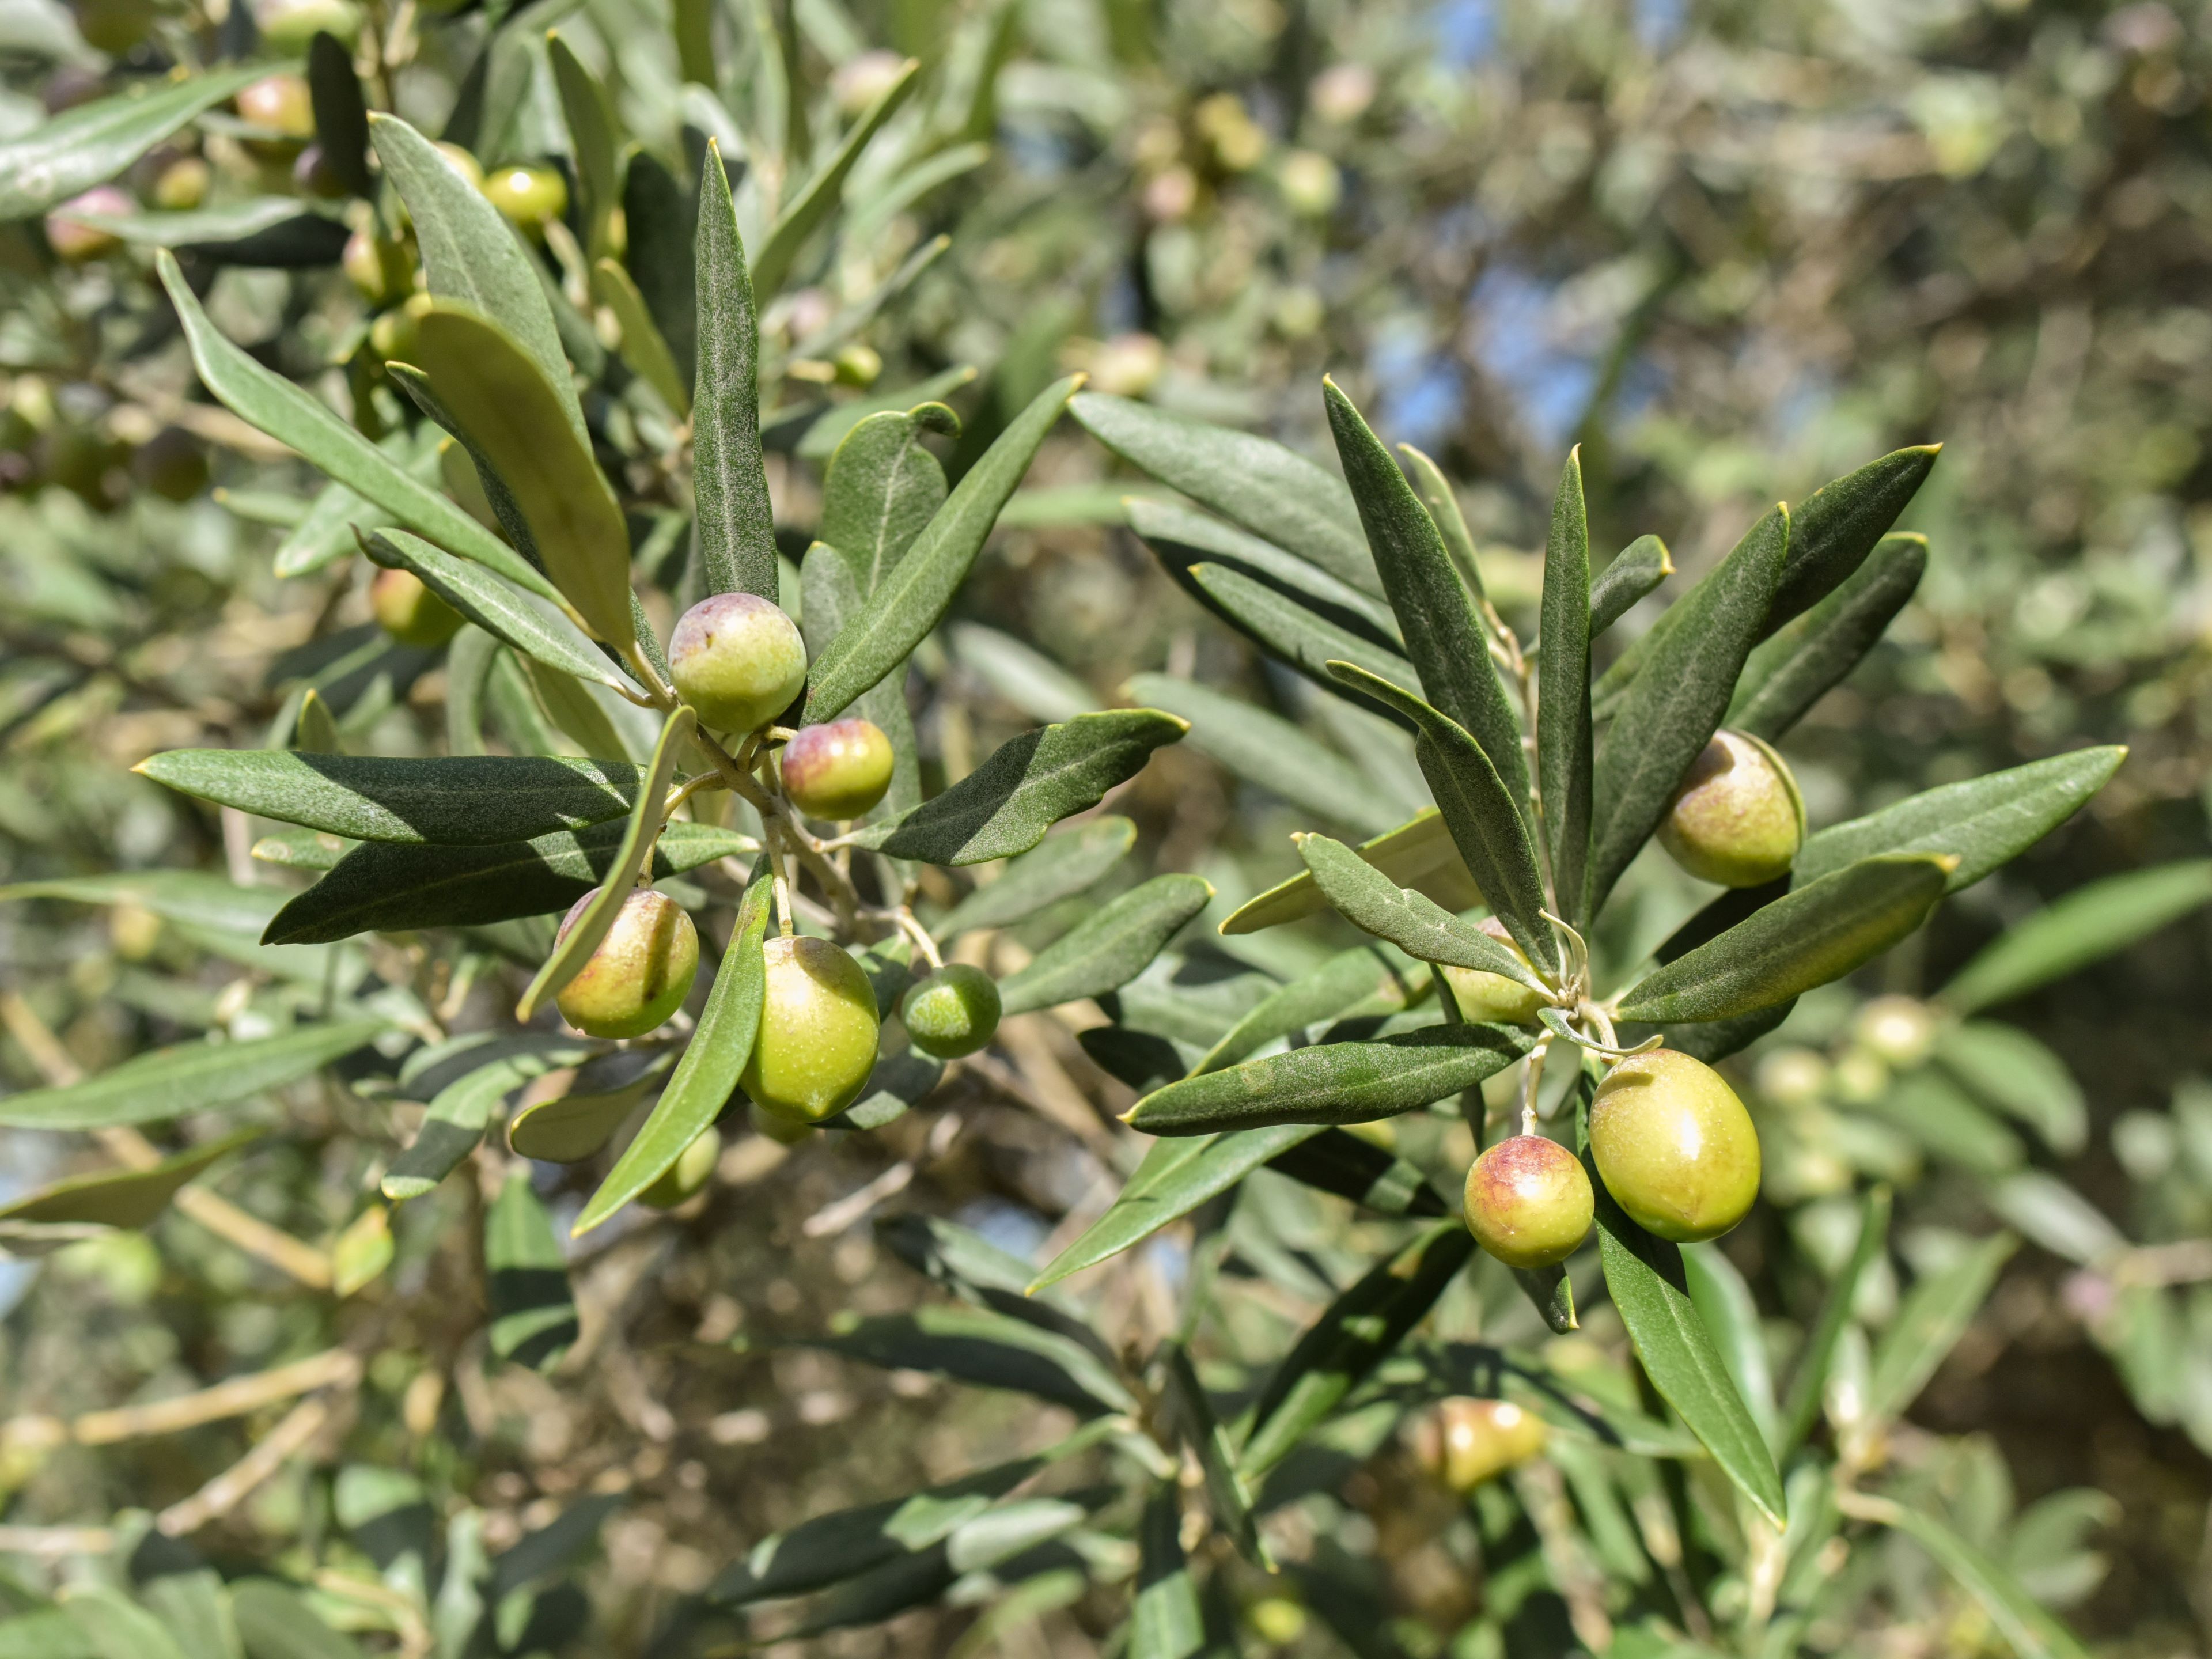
[1589,1048,1762,1243]
[554,888,700,1040]
[482,164,569,235]
[151,157,210,213]
[343,228,416,306]
[1438,916,1546,1025]
[1854,995,1936,1068]
[638,1126,721,1210]
[669,592,809,736]
[781,718,894,820]
[1407,1397,1548,1493]
[45,187,131,262]
[234,74,317,147]
[1656,729,1803,888]
[370,567,463,647]
[743,935,881,1123]
[1462,1134,1592,1268]
[899,964,1001,1060]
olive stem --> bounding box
[1520,1037,1551,1135]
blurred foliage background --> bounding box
[2,0,2211,1654]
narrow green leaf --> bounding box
[1399,442,1488,601]
[412,305,635,647]
[232,1580,368,1657]
[137,749,647,845]
[623,149,697,392]
[948,619,1100,722]
[1939,859,2212,1016]
[933,817,1135,938]
[365,529,628,692]
[522,654,643,764]
[1028,1125,1323,1290]
[294,688,342,755]
[1865,1234,2017,1424]
[157,253,553,602]
[1796,747,2126,893]
[1514,1261,1578,1335]
[385,1036,599,1200]
[0,1127,260,1226]
[1932,1024,2087,1153]
[547,33,622,259]
[1128,1024,1533,1135]
[0,63,264,218]
[306,30,372,196]
[1324,378,1531,814]
[1187,560,1416,696]
[1732,535,1925,741]
[1769,445,1941,636]
[369,112,582,442]
[516,704,694,1020]
[1846,1494,2090,1659]
[592,257,690,417]
[692,139,777,600]
[576,880,771,1234]
[252,828,351,872]
[797,364,979,460]
[750,57,920,298]
[1265,1129,1449,1217]
[1616,854,1951,1024]
[1126,673,1401,840]
[805,375,1080,722]
[506,1052,671,1162]
[1538,449,1594,919]
[1325,662,1554,969]
[1588,534,1671,637]
[1778,1185,1889,1455]
[486,1169,580,1370]
[0,1019,384,1130]
[1128,495,1404,651]
[997,873,1214,1016]
[1130,1488,1203,1659]
[806,1305,1137,1417]
[1296,832,1548,992]
[821,405,953,595]
[1070,392,1378,596]
[1196,943,1427,1073]
[263,819,750,944]
[861,709,1185,866]
[876,1214,1104,1356]
[1681,1240,1779,1453]
[1857,1070,2025,1173]
[1162,1347,1271,1567]
[1589,503,1788,914]
[1219,808,1480,935]
[1240,1221,1474,1478]
[798,543,923,825]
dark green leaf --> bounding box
[805,1305,1137,1417]
[1399,442,1489,601]
[863,709,1185,866]
[1589,535,1671,637]
[1616,855,1951,1024]
[1162,1346,1270,1566]
[997,873,1214,1015]
[692,139,777,600]
[820,406,952,596]
[1796,747,2126,894]
[1219,808,1479,935]
[485,1169,579,1370]
[0,1020,384,1130]
[750,57,919,298]
[1131,1488,1203,1659]
[364,529,628,691]
[1537,448,1593,919]
[1128,497,1403,651]
[306,31,371,197]
[1128,1024,1533,1135]
[1778,1185,1889,1454]
[1680,1240,1779,1453]
[0,64,263,218]
[1295,832,1547,990]
[1768,445,1941,636]
[1265,1129,1448,1217]
[1939,859,2212,1016]
[1866,1233,2016,1423]
[933,817,1135,938]
[1187,560,1416,696]
[1196,944,1427,1073]
[547,34,621,259]
[805,375,1080,722]
[622,150,696,391]
[1732,535,1925,741]
[1513,1262,1578,1335]
[137,749,648,845]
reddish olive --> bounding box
[669,592,808,736]
[781,718,894,820]
[1462,1134,1592,1268]
[553,888,700,1040]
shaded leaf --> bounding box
[933,817,1135,938]
[1219,808,1479,935]
[997,873,1214,1016]
[0,1127,260,1226]
[1589,534,1671,637]
[1296,831,1548,991]
[798,543,922,824]
[1130,1488,1203,1659]
[1266,1129,1448,1217]
[1940,859,2212,1016]
[1865,1234,2017,1423]
[805,1305,1136,1417]
[547,34,621,259]
[1187,561,1415,696]
[385,1036,599,1201]
[486,1170,579,1370]
[1128,1024,1533,1135]
[507,1052,672,1164]
[0,64,263,218]
[1778,1185,1890,1455]
[0,1020,385,1130]
[364,529,628,691]
[1128,497,1403,652]
[1197,943,1427,1073]
[1162,1346,1270,1566]
[820,406,953,596]
[1934,1024,2087,1154]
[592,257,689,417]
[1731,535,1925,741]
[306,30,371,196]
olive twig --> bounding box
[1520,1037,1551,1135]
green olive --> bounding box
[781,718,895,820]
[434,142,485,191]
[637,1126,721,1210]
[151,157,211,213]
[370,567,463,647]
[669,592,809,736]
[1588,1048,1762,1243]
[1406,1397,1548,1493]
[1461,1133,1592,1268]
[1439,916,1547,1025]
[482,164,570,235]
[1656,729,1803,888]
[899,964,1001,1060]
[77,0,158,54]
[554,888,700,1040]
[234,74,317,147]
[252,0,364,48]
[742,935,881,1124]
[343,228,416,307]
[368,292,434,363]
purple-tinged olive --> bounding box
[781,718,894,819]
[668,592,808,736]
[553,888,700,1040]
[1463,1134,1592,1268]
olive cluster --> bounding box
[548,594,999,1127]
[1458,730,1796,1267]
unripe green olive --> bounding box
[1588,1048,1762,1243]
[899,964,1001,1060]
[554,888,700,1040]
[482,164,569,236]
[235,74,317,150]
[1462,1134,1592,1268]
[343,228,416,306]
[1854,995,1936,1068]
[77,0,158,54]
[368,292,434,363]
[370,567,464,647]
[151,157,211,212]
[669,592,808,736]
[252,0,365,48]
[781,718,894,819]
[45,187,131,262]
[1438,917,1546,1025]
[638,1126,721,1209]
[435,142,484,191]
[1407,1397,1548,1493]
[1656,729,1803,888]
[742,935,880,1123]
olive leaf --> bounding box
[1843,1494,2092,1659]
[516,703,695,1020]
[798,363,979,460]
[486,1171,580,1371]
[1161,1347,1271,1567]
[1795,745,2126,892]
[1588,534,1671,637]
[1071,392,1378,597]
[0,1127,261,1228]
[547,34,622,260]
[1187,560,1416,696]
[306,31,372,197]
[932,817,1135,938]
[63,1584,197,1659]
[575,878,772,1235]
[820,405,953,596]
[1126,673,1403,840]
[1131,1487,1204,1659]
[506,1052,672,1163]
[362,529,631,693]
[1778,1185,1889,1455]
[1615,854,1953,1024]
[1265,1130,1449,1217]
[1196,943,1428,1073]
[692,138,778,601]
[137,750,649,846]
[1127,1024,1534,1135]
[1858,1070,2025,1173]
[749,56,920,298]
[592,257,690,417]
[1731,535,1925,741]
[1768,443,1942,637]
[1128,497,1404,652]
[385,1036,600,1202]
[1681,1242,1781,1454]
[1537,448,1593,919]
[1938,858,2212,1016]
[1325,379,1531,813]
[1219,807,1479,935]
[997,874,1214,1016]
[804,1305,1137,1418]
[1933,1023,2088,1153]
[0,1020,385,1130]
[859,709,1185,866]
[1399,442,1489,601]
[1294,832,1549,992]
[1865,1234,2018,1425]
[0,63,266,218]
